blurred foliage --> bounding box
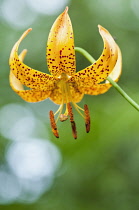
[0,0,139,209]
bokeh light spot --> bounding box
[27,0,70,15]
[1,0,37,29]
[0,103,35,141]
[0,169,21,204]
[6,138,62,179]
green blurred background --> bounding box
[0,0,139,209]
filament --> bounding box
[55,103,64,123]
[72,102,85,118]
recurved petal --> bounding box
[9,28,55,91]
[82,83,112,95]
[10,72,51,102]
[72,25,119,87]
[10,49,52,102]
[46,7,76,77]
[82,44,122,95]
[10,70,51,102]
[106,44,122,83]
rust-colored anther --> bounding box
[84,104,90,133]
[49,110,59,138]
[67,103,77,139]
[71,121,77,139]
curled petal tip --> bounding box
[98,25,109,35]
[98,25,105,34]
[18,28,32,42]
[98,25,104,31]
[64,6,68,13]
[22,49,28,53]
[27,28,32,33]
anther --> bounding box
[84,104,90,133]
[67,103,77,139]
[49,110,59,138]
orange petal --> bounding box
[9,28,55,91]
[72,25,119,87]
[82,83,112,95]
[46,7,76,77]
[10,71,51,102]
[106,44,122,83]
[82,44,122,95]
[10,49,52,102]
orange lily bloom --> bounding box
[9,7,122,139]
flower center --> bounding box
[49,74,91,139]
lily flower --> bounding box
[9,7,122,139]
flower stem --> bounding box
[75,47,139,111]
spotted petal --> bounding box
[9,28,56,91]
[83,44,122,95]
[71,25,118,88]
[46,7,76,77]
[10,50,52,102]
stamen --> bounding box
[73,103,84,112]
[84,104,90,133]
[72,102,85,118]
[67,103,77,139]
[59,103,69,122]
[55,104,64,123]
[54,104,63,116]
[49,110,59,138]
